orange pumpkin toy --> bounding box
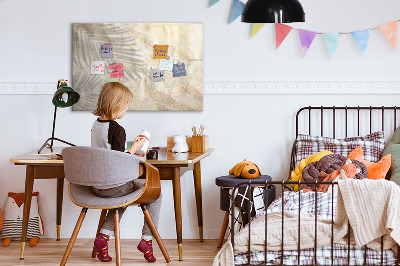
[229,159,261,179]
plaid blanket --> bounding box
[234,191,397,265]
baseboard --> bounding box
[1,81,400,94]
[44,228,222,240]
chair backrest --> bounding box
[62,146,145,188]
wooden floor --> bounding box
[0,239,221,265]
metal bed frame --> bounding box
[230,106,400,266]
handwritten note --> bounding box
[153,45,169,59]
[150,68,165,82]
[91,61,105,75]
[99,43,113,58]
[173,63,187,78]
[105,73,120,82]
[109,63,124,78]
[159,57,174,71]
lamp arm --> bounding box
[50,105,57,148]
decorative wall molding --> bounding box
[1,81,400,95]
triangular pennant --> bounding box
[323,33,341,58]
[229,0,245,24]
[351,29,370,55]
[378,21,398,50]
[209,0,220,7]
[275,23,293,49]
[251,23,266,38]
[298,29,317,58]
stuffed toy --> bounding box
[348,146,391,180]
[229,159,261,179]
[289,150,333,191]
[172,135,189,153]
[1,192,44,247]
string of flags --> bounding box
[209,0,399,58]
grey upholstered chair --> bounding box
[60,146,171,265]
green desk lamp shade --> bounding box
[38,80,80,154]
[52,84,80,108]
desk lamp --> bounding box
[38,79,80,154]
[241,0,305,23]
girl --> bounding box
[91,82,162,263]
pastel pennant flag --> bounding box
[209,0,220,7]
[275,23,293,49]
[251,23,266,38]
[323,33,341,58]
[351,29,370,55]
[298,29,317,58]
[229,0,245,24]
[378,21,398,50]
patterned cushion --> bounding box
[295,131,385,166]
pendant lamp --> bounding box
[38,79,80,154]
[242,0,305,23]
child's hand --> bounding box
[129,137,147,155]
[134,149,149,157]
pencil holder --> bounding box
[191,135,209,153]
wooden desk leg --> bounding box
[20,165,35,259]
[172,167,183,261]
[56,178,64,241]
[193,161,204,242]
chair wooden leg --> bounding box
[60,208,88,266]
[217,211,230,248]
[114,210,121,266]
[141,205,171,263]
[91,209,108,258]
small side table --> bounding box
[215,175,275,248]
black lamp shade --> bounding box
[52,84,80,108]
[242,0,305,23]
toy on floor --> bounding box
[1,192,44,247]
[229,159,261,179]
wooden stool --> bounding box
[215,175,275,248]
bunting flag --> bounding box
[351,29,370,55]
[323,33,341,58]
[378,21,398,50]
[229,0,245,24]
[251,23,266,38]
[209,0,220,8]
[298,30,317,58]
[275,23,293,49]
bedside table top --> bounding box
[215,175,272,188]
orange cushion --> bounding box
[347,146,391,180]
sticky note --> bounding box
[172,63,187,78]
[153,45,169,59]
[109,63,124,78]
[150,68,165,82]
[91,61,105,75]
[99,43,113,58]
[159,57,174,71]
[105,73,120,82]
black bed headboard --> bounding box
[289,106,400,180]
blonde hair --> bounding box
[93,82,133,120]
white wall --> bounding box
[1,0,400,239]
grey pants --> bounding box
[92,180,162,240]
